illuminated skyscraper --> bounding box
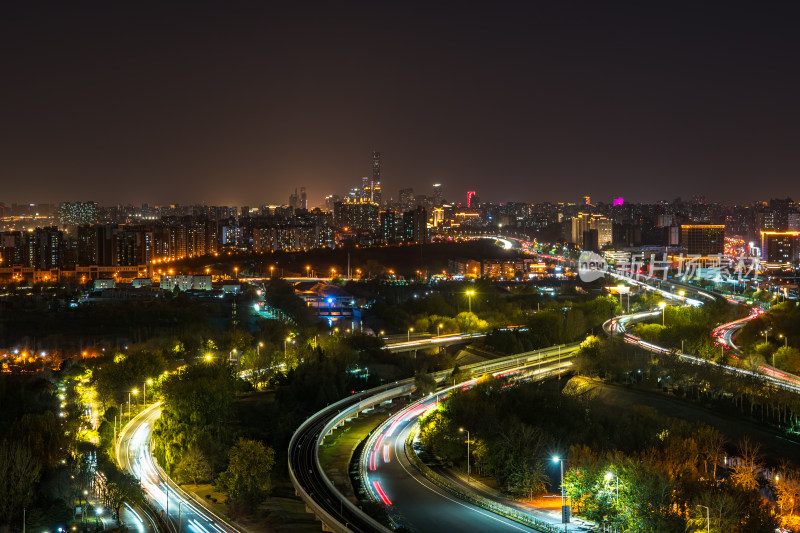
[300,187,308,210]
[681,225,725,255]
[371,151,382,206]
[432,184,443,207]
[399,188,415,211]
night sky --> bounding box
[2,2,800,207]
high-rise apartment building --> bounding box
[334,201,379,233]
[571,213,612,249]
[0,231,24,267]
[379,211,402,244]
[403,206,428,243]
[114,227,153,266]
[57,201,98,230]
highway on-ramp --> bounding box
[117,402,241,533]
[362,356,584,533]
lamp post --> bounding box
[466,290,475,313]
[257,342,264,356]
[606,471,620,532]
[553,456,567,531]
[459,428,471,482]
[779,334,788,348]
[605,471,619,503]
[408,327,414,342]
[178,501,183,533]
[128,390,137,420]
[143,379,152,407]
[438,324,443,337]
[658,301,666,326]
[284,337,291,357]
[306,265,311,278]
[697,504,710,533]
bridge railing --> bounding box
[290,342,580,533]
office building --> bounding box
[681,224,725,255]
[761,231,800,264]
[371,151,382,206]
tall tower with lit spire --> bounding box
[371,151,382,206]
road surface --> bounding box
[362,358,587,532]
[117,402,240,533]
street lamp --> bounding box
[459,428,471,482]
[143,379,152,407]
[466,290,475,313]
[438,324,443,337]
[269,265,275,277]
[128,389,138,420]
[552,456,566,531]
[604,471,619,501]
[284,336,292,357]
[779,334,788,348]
[306,265,311,277]
[408,327,414,342]
[658,301,666,326]
[696,504,710,533]
[257,342,264,356]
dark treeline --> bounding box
[483,294,618,353]
[175,240,528,279]
[0,290,226,351]
[0,368,143,533]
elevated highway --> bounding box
[289,344,578,532]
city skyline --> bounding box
[2,2,800,206]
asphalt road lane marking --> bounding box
[389,421,534,532]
